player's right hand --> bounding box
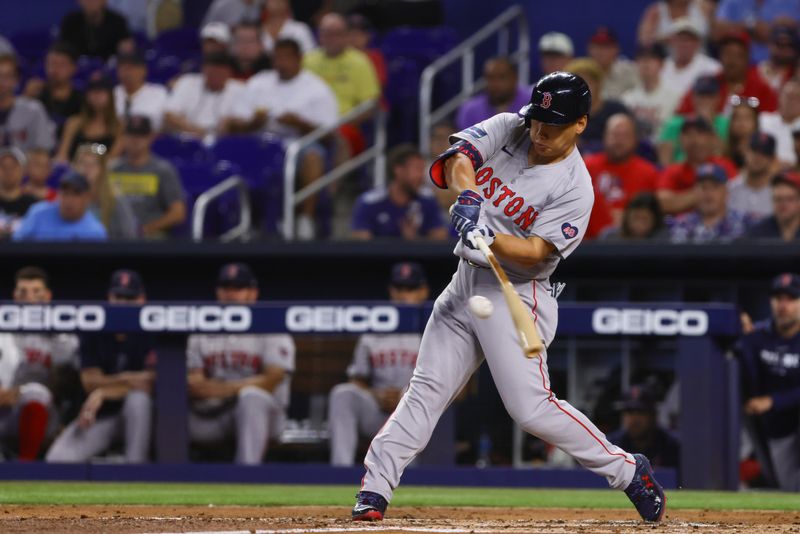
[450,190,483,233]
[79,390,104,429]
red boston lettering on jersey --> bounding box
[483,177,502,199]
[24,349,52,369]
[514,206,539,230]
[475,167,493,186]
[492,186,515,207]
[477,171,540,231]
[504,197,524,216]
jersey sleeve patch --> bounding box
[561,222,579,239]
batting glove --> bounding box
[461,222,495,250]
[450,190,484,233]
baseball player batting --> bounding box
[352,72,665,523]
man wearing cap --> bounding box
[656,116,737,214]
[759,80,800,167]
[714,0,800,63]
[110,116,186,238]
[200,22,232,56]
[669,162,752,242]
[456,58,531,131]
[186,263,295,465]
[13,173,107,241]
[114,51,169,131]
[164,53,249,138]
[729,133,779,220]
[606,384,680,470]
[0,148,39,239]
[230,22,272,81]
[23,42,83,140]
[736,272,800,490]
[46,270,156,463]
[757,26,798,91]
[661,18,722,101]
[58,0,132,60]
[328,262,428,466]
[538,32,574,76]
[621,43,680,141]
[0,55,56,153]
[587,27,639,100]
[746,171,800,240]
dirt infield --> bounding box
[1,505,798,533]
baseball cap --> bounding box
[125,115,153,136]
[117,49,147,66]
[0,146,27,167]
[217,262,258,288]
[635,43,667,60]
[771,25,799,48]
[771,273,800,299]
[58,172,90,193]
[86,74,114,92]
[680,115,713,134]
[719,29,751,49]
[109,269,145,298]
[539,32,574,56]
[589,27,618,46]
[696,163,728,184]
[614,384,657,412]
[692,75,720,95]
[669,17,701,37]
[390,262,427,289]
[750,132,776,157]
[201,22,231,45]
[772,171,800,190]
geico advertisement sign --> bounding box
[286,306,399,332]
[592,308,708,336]
[140,306,251,331]
[0,305,105,331]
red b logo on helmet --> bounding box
[541,92,552,109]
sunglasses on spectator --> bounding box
[729,95,760,109]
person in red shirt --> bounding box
[657,116,737,214]
[585,113,659,226]
[677,31,778,115]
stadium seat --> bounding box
[174,159,244,237]
[147,54,183,85]
[9,28,56,63]
[151,134,209,164]
[380,27,458,63]
[153,26,201,60]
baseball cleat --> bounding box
[624,454,666,522]
[352,491,388,521]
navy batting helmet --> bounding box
[521,71,591,126]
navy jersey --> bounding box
[737,319,800,438]
[351,187,445,238]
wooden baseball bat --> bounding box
[474,236,544,358]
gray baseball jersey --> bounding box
[361,113,636,502]
[347,334,420,390]
[11,334,80,387]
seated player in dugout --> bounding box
[46,270,156,463]
[186,263,295,465]
[328,262,429,466]
[0,267,80,460]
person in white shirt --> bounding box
[203,0,263,27]
[164,53,249,139]
[587,27,639,99]
[229,38,338,239]
[622,43,681,141]
[637,0,710,45]
[661,17,721,100]
[114,51,168,131]
[759,81,800,168]
[261,0,315,55]
[728,132,779,220]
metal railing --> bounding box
[191,176,251,242]
[282,99,387,240]
[418,5,530,156]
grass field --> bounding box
[1,481,799,511]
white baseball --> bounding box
[468,295,494,319]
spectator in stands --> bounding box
[186,263,295,465]
[230,22,272,80]
[602,192,668,240]
[725,95,762,168]
[669,163,752,242]
[55,76,122,164]
[759,80,800,168]
[746,171,800,240]
[352,144,447,240]
[794,127,800,173]
[23,149,57,201]
[585,114,660,227]
[565,57,630,152]
[0,55,56,152]
[0,267,80,461]
[110,116,186,238]
[328,262,428,466]
[538,32,574,76]
[73,143,138,239]
[348,14,387,90]
[659,76,729,166]
[621,43,680,141]
[164,53,249,139]
[737,272,800,490]
[677,31,778,115]
[13,172,108,241]
[758,26,799,92]
[713,0,800,63]
[200,22,232,56]
[204,0,263,27]
[58,0,133,60]
[46,270,154,463]
[261,0,316,54]
[587,27,638,100]
[729,133,779,220]
[657,116,737,214]
[114,51,169,131]
[638,0,710,45]
[0,148,39,239]
[23,43,82,140]
[607,384,680,470]
[456,58,529,131]
[229,38,337,240]
[661,18,722,100]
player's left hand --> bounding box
[79,390,104,429]
[450,190,483,233]
[745,395,773,415]
[461,223,495,250]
